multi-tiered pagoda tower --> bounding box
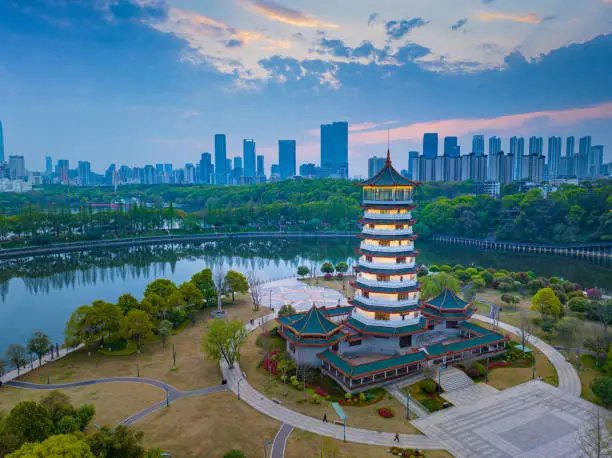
[276,152,508,392]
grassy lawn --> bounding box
[476,288,533,312]
[569,353,607,405]
[16,296,268,391]
[300,275,355,298]
[0,383,165,430]
[485,352,558,390]
[403,380,452,413]
[138,391,281,458]
[286,429,455,458]
[241,330,420,434]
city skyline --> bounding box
[0,1,611,177]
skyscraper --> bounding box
[45,156,53,174]
[279,140,296,180]
[489,152,514,184]
[520,154,545,183]
[256,155,265,177]
[321,121,349,177]
[78,161,91,186]
[590,145,604,175]
[8,155,25,180]
[510,137,525,180]
[422,133,438,158]
[566,136,575,157]
[529,136,543,155]
[488,136,501,155]
[368,156,386,178]
[472,135,485,156]
[443,136,460,157]
[199,152,212,184]
[0,120,4,163]
[57,159,69,184]
[407,151,419,179]
[243,139,256,181]
[214,134,227,185]
[579,136,592,155]
[547,136,562,178]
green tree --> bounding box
[335,262,348,273]
[471,277,486,291]
[179,281,204,316]
[86,425,146,458]
[225,270,249,302]
[120,310,154,351]
[420,272,460,299]
[223,450,247,458]
[191,268,215,295]
[27,331,52,367]
[5,344,27,376]
[203,319,247,369]
[145,279,178,299]
[531,288,562,320]
[117,294,139,314]
[321,262,334,274]
[278,304,297,317]
[297,265,310,278]
[591,377,612,408]
[4,401,53,445]
[157,320,173,347]
[39,391,73,426]
[7,434,95,458]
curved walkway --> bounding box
[5,377,228,426]
[270,424,294,458]
[473,314,581,396]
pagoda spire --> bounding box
[386,149,391,166]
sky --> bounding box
[1,0,612,177]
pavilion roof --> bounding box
[360,152,418,187]
[318,350,426,377]
[286,304,340,336]
[426,287,470,310]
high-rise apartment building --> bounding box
[321,121,349,177]
[407,151,419,180]
[488,136,501,155]
[45,156,53,174]
[368,156,386,178]
[0,120,4,163]
[199,152,212,184]
[472,135,485,156]
[529,136,543,155]
[590,145,604,175]
[489,152,514,184]
[214,134,227,185]
[510,137,525,180]
[422,133,438,158]
[579,136,592,155]
[547,137,562,178]
[243,139,256,182]
[57,159,69,184]
[279,140,296,179]
[184,163,195,184]
[256,155,265,177]
[566,136,575,157]
[520,154,545,183]
[443,136,460,157]
[460,154,487,181]
[8,155,25,180]
[78,161,91,186]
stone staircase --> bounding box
[439,367,474,393]
[442,383,499,407]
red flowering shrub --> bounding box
[314,387,329,397]
[263,350,280,375]
[377,407,394,418]
[324,273,333,281]
[587,288,602,300]
[336,273,343,280]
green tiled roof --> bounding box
[321,306,354,316]
[355,264,419,275]
[459,321,493,335]
[424,343,446,357]
[423,306,473,320]
[345,316,428,336]
[318,350,426,377]
[360,154,418,187]
[351,298,421,313]
[444,333,505,353]
[354,282,419,294]
[282,328,346,347]
[288,305,340,336]
[427,288,470,310]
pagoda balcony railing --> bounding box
[363,211,413,220]
[353,295,419,308]
[360,242,415,252]
[358,260,417,270]
[351,312,421,327]
[362,227,414,236]
[363,199,413,205]
[356,277,417,288]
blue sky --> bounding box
[1,0,611,177]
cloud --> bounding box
[367,13,379,26]
[451,18,468,31]
[478,12,546,24]
[225,39,244,48]
[245,0,339,28]
[313,36,429,65]
[385,17,429,40]
[349,102,612,146]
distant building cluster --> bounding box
[366,133,609,196]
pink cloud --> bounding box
[349,102,612,146]
[478,12,544,24]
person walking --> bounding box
[394,433,400,443]
[323,413,327,423]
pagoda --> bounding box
[276,152,508,392]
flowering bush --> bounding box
[378,407,394,418]
[314,387,329,397]
[587,288,602,300]
[324,273,333,281]
[263,350,280,375]
[336,273,343,280]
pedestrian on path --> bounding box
[394,433,400,443]
[323,413,327,423]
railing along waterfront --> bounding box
[431,234,612,261]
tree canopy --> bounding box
[203,319,247,369]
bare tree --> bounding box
[587,300,612,348]
[556,316,582,359]
[213,267,226,314]
[575,409,611,458]
[518,312,533,350]
[584,322,608,365]
[247,270,264,312]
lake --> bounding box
[0,237,610,353]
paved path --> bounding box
[439,367,474,393]
[5,377,228,426]
[442,383,499,407]
[473,314,581,396]
[270,424,294,458]
[0,345,83,385]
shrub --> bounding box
[420,379,437,394]
[310,394,321,404]
[439,265,452,272]
[359,392,366,402]
[324,273,333,281]
[568,297,590,313]
[336,273,343,280]
[429,265,440,272]
[224,449,247,458]
[455,270,472,282]
[465,268,478,276]
[587,289,602,300]
[591,376,612,407]
[418,266,429,277]
[345,393,352,400]
[377,407,394,418]
[452,264,465,271]
[421,398,443,412]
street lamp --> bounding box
[165,384,169,407]
[264,440,272,458]
[405,391,411,419]
[238,377,244,400]
[438,364,445,395]
[485,356,490,383]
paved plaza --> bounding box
[266,278,347,312]
[413,381,601,458]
